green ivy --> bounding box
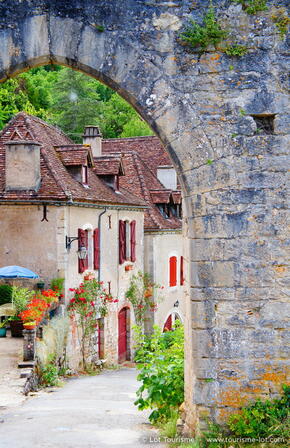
[230,0,268,15]
[179,6,228,52]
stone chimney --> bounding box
[157,165,177,190]
[83,126,102,157]
[5,140,41,191]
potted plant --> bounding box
[10,286,34,337]
[0,317,10,337]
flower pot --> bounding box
[125,265,133,271]
[10,320,24,337]
[23,321,36,330]
[0,328,7,337]
[84,274,95,281]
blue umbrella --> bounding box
[0,265,39,279]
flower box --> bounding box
[125,265,133,272]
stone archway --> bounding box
[0,0,288,433]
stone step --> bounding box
[18,361,35,369]
[20,369,32,379]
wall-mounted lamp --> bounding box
[173,300,179,308]
[66,236,88,259]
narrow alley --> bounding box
[0,368,165,448]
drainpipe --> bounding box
[98,208,107,282]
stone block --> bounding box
[191,261,235,288]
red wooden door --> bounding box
[163,314,172,332]
[118,308,127,362]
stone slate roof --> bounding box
[0,113,145,208]
[101,137,182,231]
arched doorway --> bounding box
[163,311,182,332]
[118,307,130,363]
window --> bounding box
[251,114,275,135]
[169,256,177,287]
[82,165,88,184]
[119,219,136,264]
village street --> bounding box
[0,367,165,448]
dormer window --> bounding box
[82,165,88,185]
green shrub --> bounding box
[230,0,268,15]
[179,6,228,52]
[224,43,248,57]
[39,355,59,386]
[200,385,290,447]
[0,284,12,305]
[271,9,290,39]
[228,385,290,439]
[134,324,184,423]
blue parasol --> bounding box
[0,265,39,279]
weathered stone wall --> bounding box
[0,0,289,432]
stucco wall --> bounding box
[0,204,61,282]
[64,205,144,364]
[144,231,186,329]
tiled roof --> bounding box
[102,136,172,175]
[150,190,171,204]
[0,113,145,208]
[102,137,182,231]
[55,145,91,166]
[93,156,124,176]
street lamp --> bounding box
[66,236,88,259]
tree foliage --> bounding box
[0,65,153,140]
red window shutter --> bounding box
[169,256,177,287]
[180,256,184,285]
[130,220,136,262]
[93,228,100,270]
[119,220,126,264]
[78,229,88,274]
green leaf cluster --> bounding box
[271,8,290,39]
[0,65,153,141]
[224,43,248,57]
[0,284,12,305]
[201,385,290,447]
[134,323,184,423]
[228,385,290,439]
[230,0,268,15]
[179,7,228,52]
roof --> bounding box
[93,155,124,176]
[102,136,172,175]
[0,113,146,208]
[55,145,94,167]
[101,137,182,231]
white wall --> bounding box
[144,231,185,329]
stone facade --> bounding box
[0,0,289,432]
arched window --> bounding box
[169,256,177,287]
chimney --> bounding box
[5,140,41,191]
[157,165,177,190]
[83,126,102,157]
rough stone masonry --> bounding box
[0,0,289,433]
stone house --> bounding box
[0,112,146,364]
[102,136,186,331]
